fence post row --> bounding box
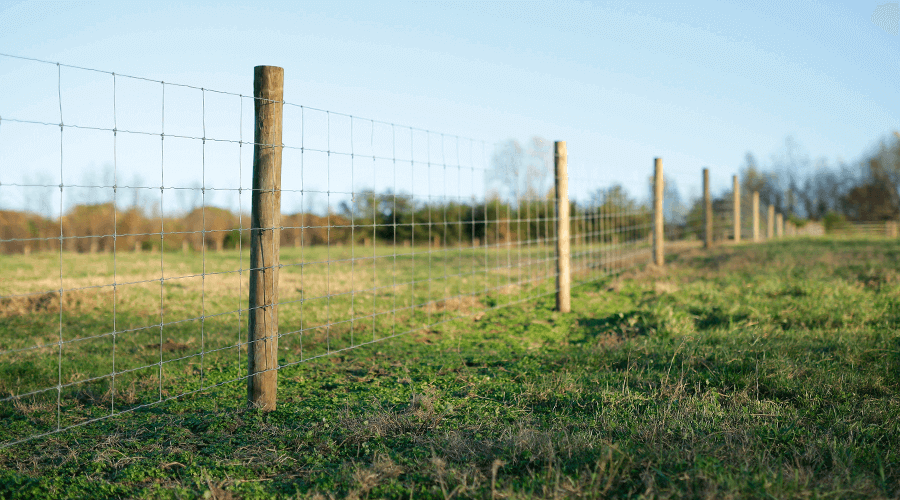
[554,141,571,313]
[248,65,284,411]
[241,71,775,411]
[703,168,712,249]
[653,158,664,266]
[733,175,740,243]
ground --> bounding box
[0,238,898,499]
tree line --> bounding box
[8,133,892,255]
[661,133,900,238]
[729,134,900,229]
[0,192,652,255]
[1,135,655,255]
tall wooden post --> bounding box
[554,141,570,313]
[248,65,284,411]
[653,158,664,266]
[703,168,711,248]
[752,191,760,242]
[733,175,740,243]
[767,205,775,239]
[776,213,784,238]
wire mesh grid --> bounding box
[0,53,264,446]
[569,177,652,284]
[0,55,659,447]
[661,174,704,253]
[711,186,735,243]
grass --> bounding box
[0,237,898,498]
[0,240,642,418]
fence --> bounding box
[825,220,897,237]
[1,56,803,447]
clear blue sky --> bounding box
[0,0,897,214]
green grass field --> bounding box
[0,237,898,498]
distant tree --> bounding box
[588,185,650,241]
[489,137,551,205]
[740,153,769,196]
[182,206,235,251]
[841,182,894,221]
[861,136,900,220]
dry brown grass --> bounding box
[335,392,445,446]
[347,454,404,500]
[145,339,192,353]
[653,281,680,294]
[0,292,59,318]
[423,296,482,314]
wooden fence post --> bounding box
[733,175,740,243]
[776,213,783,238]
[555,141,570,313]
[752,191,760,242]
[703,168,712,249]
[248,65,284,411]
[653,158,664,266]
[767,205,774,239]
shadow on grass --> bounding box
[688,305,750,330]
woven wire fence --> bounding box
[662,171,703,253]
[710,177,736,243]
[570,178,652,283]
[659,168,784,249]
[1,53,263,446]
[0,55,665,447]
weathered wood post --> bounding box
[733,175,740,243]
[776,213,783,238]
[248,65,284,411]
[703,168,712,248]
[653,158,664,266]
[767,205,775,239]
[554,141,570,313]
[752,191,760,242]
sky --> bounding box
[0,0,897,216]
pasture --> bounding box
[0,238,898,498]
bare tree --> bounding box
[489,137,551,205]
[862,134,900,220]
[175,181,203,215]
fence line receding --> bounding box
[1,54,800,447]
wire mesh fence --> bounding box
[570,177,652,285]
[0,55,799,447]
[821,221,890,237]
